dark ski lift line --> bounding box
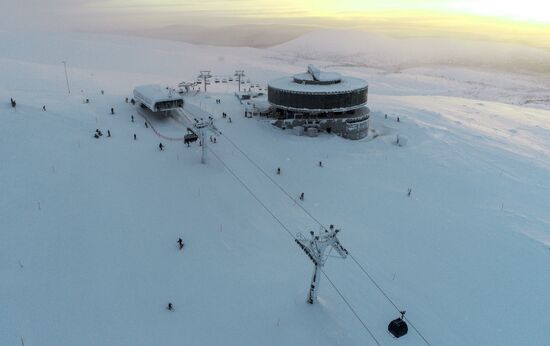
[206,147,380,345]
[218,131,431,346]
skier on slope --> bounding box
[159,142,164,151]
[177,238,184,250]
[167,303,174,311]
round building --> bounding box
[268,65,370,139]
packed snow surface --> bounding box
[1,30,550,346]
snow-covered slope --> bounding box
[1,30,550,345]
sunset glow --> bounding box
[96,0,550,23]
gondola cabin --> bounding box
[133,85,184,113]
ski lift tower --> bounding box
[198,70,212,92]
[295,225,349,304]
[193,116,221,164]
[234,70,245,92]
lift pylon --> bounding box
[295,225,348,304]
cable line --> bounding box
[207,146,382,345]
[220,130,432,345]
[321,268,381,346]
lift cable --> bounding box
[220,131,431,345]
[207,146,381,345]
[320,268,381,345]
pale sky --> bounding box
[3,0,549,48]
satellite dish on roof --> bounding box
[307,64,321,81]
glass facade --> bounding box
[268,86,368,111]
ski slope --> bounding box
[1,30,550,345]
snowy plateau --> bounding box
[1,30,550,345]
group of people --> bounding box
[215,98,222,104]
[93,129,111,138]
[221,112,232,123]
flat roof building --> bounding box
[268,65,370,139]
[133,84,184,113]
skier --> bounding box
[397,117,400,122]
[213,137,216,143]
[228,117,232,123]
[101,90,104,95]
[299,192,304,201]
[96,129,103,137]
[111,107,114,115]
[107,130,111,137]
[177,238,184,250]
[86,99,90,104]
[385,114,388,119]
[277,167,281,175]
[145,122,149,128]
[94,133,99,139]
[159,142,164,151]
[319,161,323,167]
[407,188,412,197]
[131,115,134,122]
[42,105,46,111]
[130,98,135,105]
[125,97,128,103]
[167,303,174,311]
[133,134,137,140]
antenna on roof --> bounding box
[295,225,348,304]
[307,64,321,81]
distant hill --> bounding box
[123,24,317,48]
[271,29,550,73]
